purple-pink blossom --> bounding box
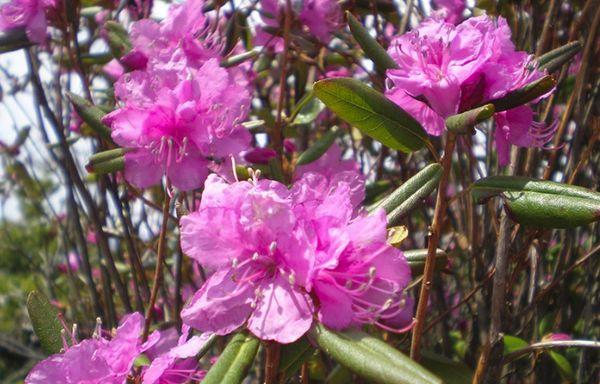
[432,0,465,25]
[102,0,251,191]
[142,326,209,384]
[256,0,341,48]
[180,173,314,343]
[26,313,160,384]
[385,15,556,165]
[0,0,55,43]
[179,161,412,342]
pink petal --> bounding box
[247,274,313,343]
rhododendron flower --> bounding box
[57,251,80,273]
[257,0,341,48]
[244,147,278,164]
[290,173,413,331]
[142,326,210,384]
[0,0,54,43]
[295,143,366,207]
[385,16,556,165]
[432,0,465,24]
[180,173,314,343]
[103,59,250,190]
[180,166,412,342]
[26,313,160,384]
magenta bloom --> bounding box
[180,174,314,343]
[385,16,556,165]
[103,60,250,190]
[26,313,160,384]
[294,143,365,207]
[257,0,341,48]
[432,0,465,24]
[142,326,209,384]
[180,167,412,341]
[291,174,413,332]
[0,0,54,43]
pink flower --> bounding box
[57,251,80,273]
[257,0,341,48]
[542,333,572,342]
[180,174,314,343]
[0,0,54,44]
[103,0,251,190]
[294,143,365,207]
[244,147,278,164]
[103,59,250,191]
[432,0,465,24]
[26,313,160,384]
[385,16,556,165]
[180,168,412,341]
[290,174,413,332]
[142,326,209,384]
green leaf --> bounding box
[67,93,112,141]
[372,163,442,213]
[325,365,353,384]
[290,95,325,126]
[221,49,258,68]
[472,176,600,228]
[314,78,430,153]
[26,291,63,355]
[278,337,315,380]
[105,20,132,58]
[503,335,529,355]
[202,333,259,384]
[537,41,582,73]
[420,351,474,384]
[0,28,33,53]
[296,127,339,166]
[486,75,556,112]
[371,164,442,225]
[404,249,448,275]
[308,324,442,384]
[346,12,398,74]
[548,351,575,382]
[445,104,495,134]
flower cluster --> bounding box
[256,0,341,48]
[385,15,556,165]
[0,0,55,43]
[180,147,412,343]
[25,313,209,384]
[103,0,251,191]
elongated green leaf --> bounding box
[371,164,442,218]
[86,156,124,175]
[537,41,582,73]
[325,365,353,384]
[314,78,429,153]
[26,291,63,355]
[67,93,112,141]
[202,333,259,384]
[503,335,528,355]
[296,127,339,166]
[0,28,33,53]
[404,249,448,275]
[548,351,575,382]
[420,351,474,384]
[221,49,258,68]
[486,75,556,112]
[105,21,131,58]
[472,176,600,228]
[278,337,314,379]
[308,324,442,384]
[346,12,398,74]
[445,104,495,134]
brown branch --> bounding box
[410,132,456,361]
